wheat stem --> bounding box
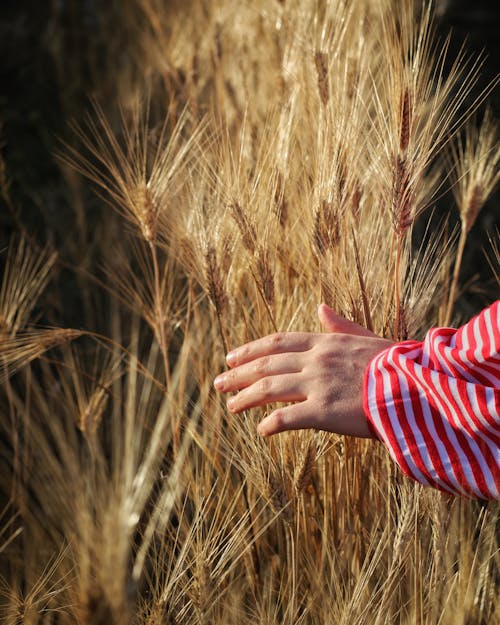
[250,266,278,333]
[393,233,403,340]
[149,241,171,387]
[351,228,373,332]
[382,230,397,335]
[444,224,467,326]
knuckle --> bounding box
[315,348,331,366]
[316,339,338,361]
[269,332,284,348]
[258,377,272,395]
[254,356,269,375]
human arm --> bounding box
[364,300,500,499]
[214,301,500,500]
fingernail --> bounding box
[213,375,225,391]
[226,350,237,366]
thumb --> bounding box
[318,303,375,337]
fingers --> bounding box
[317,303,375,337]
[226,373,306,414]
[257,402,316,436]
[214,353,302,392]
[225,332,314,367]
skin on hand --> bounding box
[213,304,393,438]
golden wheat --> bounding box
[1,1,499,624]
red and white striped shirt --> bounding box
[363,300,500,499]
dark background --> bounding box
[0,0,498,327]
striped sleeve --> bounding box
[363,300,500,499]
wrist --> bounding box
[362,343,393,441]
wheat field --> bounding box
[0,1,499,623]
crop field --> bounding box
[0,1,498,623]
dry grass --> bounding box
[445,109,500,323]
[0,1,498,624]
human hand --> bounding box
[213,304,394,438]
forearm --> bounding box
[363,301,500,499]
